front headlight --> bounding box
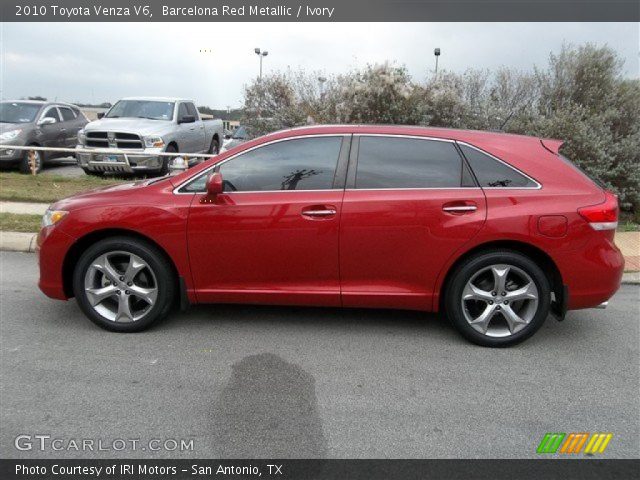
[144,136,165,148]
[41,209,68,228]
[0,129,22,142]
[77,129,86,145]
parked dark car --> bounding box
[0,100,88,173]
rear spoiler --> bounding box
[540,138,564,155]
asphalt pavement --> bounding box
[0,251,638,459]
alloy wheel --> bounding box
[461,264,539,338]
[84,251,158,323]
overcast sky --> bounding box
[1,22,638,108]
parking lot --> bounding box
[1,251,638,459]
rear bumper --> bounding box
[556,234,624,310]
[37,226,76,300]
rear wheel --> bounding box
[73,237,175,332]
[445,250,550,347]
[208,136,220,155]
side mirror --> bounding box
[224,133,232,140]
[202,172,223,203]
[97,112,105,119]
[179,115,196,124]
[38,117,56,126]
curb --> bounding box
[0,231,638,284]
[0,232,38,253]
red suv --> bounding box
[37,125,624,346]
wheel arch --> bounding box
[62,228,180,298]
[436,240,564,313]
[166,141,179,151]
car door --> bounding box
[339,134,487,311]
[185,102,207,152]
[176,102,200,153]
[36,106,64,149]
[185,134,350,307]
[57,106,80,147]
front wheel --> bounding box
[73,237,176,332]
[158,144,177,176]
[19,148,43,174]
[445,250,551,347]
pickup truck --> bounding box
[76,97,224,176]
[0,100,88,174]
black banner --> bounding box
[1,0,639,22]
[1,459,639,480]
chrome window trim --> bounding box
[172,133,350,195]
[457,141,542,190]
[353,133,456,143]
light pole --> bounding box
[318,76,327,99]
[254,47,269,80]
[434,48,441,79]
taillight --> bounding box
[578,191,619,231]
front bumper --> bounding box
[37,225,76,300]
[76,145,165,173]
[0,144,25,161]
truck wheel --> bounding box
[158,145,177,176]
[19,148,43,174]
[208,137,220,155]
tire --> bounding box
[158,144,177,176]
[72,236,176,332]
[208,136,220,155]
[19,148,43,174]
[444,250,551,347]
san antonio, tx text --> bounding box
[15,463,283,477]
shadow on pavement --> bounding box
[210,353,328,459]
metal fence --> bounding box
[1,145,215,175]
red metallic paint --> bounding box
[37,125,624,315]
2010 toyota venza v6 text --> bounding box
[37,125,624,346]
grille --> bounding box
[86,131,144,149]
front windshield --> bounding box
[105,100,174,120]
[0,102,42,123]
[233,126,248,139]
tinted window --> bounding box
[460,144,537,188]
[42,107,60,122]
[0,102,41,123]
[183,137,343,192]
[178,103,189,119]
[356,136,462,189]
[185,102,198,118]
[219,137,342,191]
[59,107,76,121]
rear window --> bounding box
[355,136,464,189]
[460,144,538,188]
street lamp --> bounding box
[254,47,269,80]
[434,48,441,78]
[318,76,327,99]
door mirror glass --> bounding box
[179,115,196,124]
[97,112,105,119]
[37,117,57,126]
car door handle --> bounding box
[442,202,478,214]
[302,206,337,218]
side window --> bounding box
[185,102,198,118]
[355,136,463,189]
[59,107,76,122]
[459,144,538,188]
[178,103,189,120]
[219,137,342,191]
[41,107,61,122]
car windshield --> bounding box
[0,102,42,123]
[105,100,174,120]
[233,126,249,139]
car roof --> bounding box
[120,96,192,103]
[1,100,80,108]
